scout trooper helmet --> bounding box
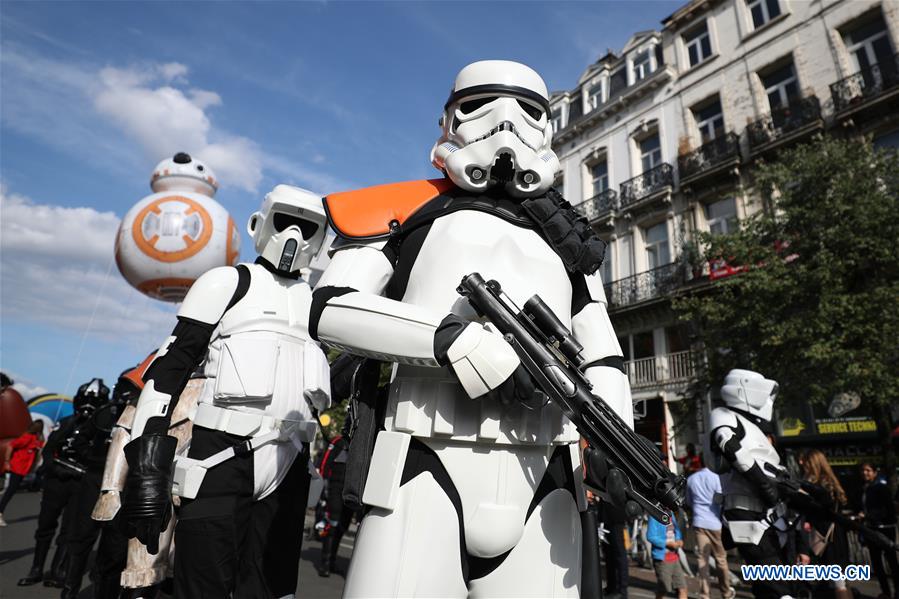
[247,184,327,276]
[431,60,560,197]
[150,152,218,197]
[721,369,779,422]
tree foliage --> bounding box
[674,137,899,415]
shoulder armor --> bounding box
[709,407,738,430]
[178,265,240,325]
[324,178,456,240]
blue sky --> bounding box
[1,0,680,399]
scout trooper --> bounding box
[311,60,633,598]
[709,369,803,599]
[120,184,331,598]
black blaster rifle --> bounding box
[764,463,899,552]
[457,272,685,524]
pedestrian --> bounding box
[647,511,688,599]
[859,462,899,599]
[316,433,357,577]
[599,497,630,599]
[0,420,45,525]
[685,462,734,599]
[798,450,852,599]
[677,443,702,477]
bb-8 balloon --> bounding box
[115,152,240,302]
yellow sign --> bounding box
[817,418,877,435]
[319,413,331,427]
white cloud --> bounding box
[1,49,262,192]
[93,64,262,191]
[11,377,49,401]
[0,186,177,344]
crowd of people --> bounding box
[608,449,899,599]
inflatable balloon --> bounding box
[115,152,240,302]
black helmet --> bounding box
[73,378,110,414]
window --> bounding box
[591,161,609,196]
[844,14,894,75]
[587,81,605,110]
[694,99,725,143]
[644,221,670,268]
[601,242,614,284]
[632,331,655,360]
[684,21,713,67]
[761,62,799,110]
[633,50,652,82]
[706,197,739,235]
[551,108,563,134]
[747,0,781,30]
[640,135,662,172]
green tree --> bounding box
[674,137,899,482]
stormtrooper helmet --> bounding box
[431,60,560,198]
[721,369,779,422]
[248,185,327,276]
[73,378,110,415]
[150,152,218,197]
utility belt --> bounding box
[719,492,768,514]
[172,403,317,499]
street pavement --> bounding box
[0,487,885,599]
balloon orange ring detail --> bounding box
[132,195,213,262]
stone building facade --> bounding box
[549,0,899,468]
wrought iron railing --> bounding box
[574,189,618,221]
[677,132,741,180]
[604,262,683,308]
[830,54,899,112]
[619,162,675,207]
[625,350,697,389]
[746,96,822,149]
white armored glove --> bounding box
[434,315,520,399]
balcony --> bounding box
[830,54,899,118]
[746,96,823,155]
[604,262,683,310]
[625,350,697,390]
[677,132,741,186]
[619,162,675,209]
[553,65,675,145]
[574,189,618,222]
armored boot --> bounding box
[120,585,163,599]
[120,584,163,599]
[92,574,122,599]
[60,583,81,599]
[328,529,343,575]
[317,535,333,577]
[43,544,68,588]
[17,537,51,586]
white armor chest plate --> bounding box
[198,264,327,499]
[201,264,316,417]
[388,210,578,445]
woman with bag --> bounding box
[0,420,45,526]
[800,449,852,599]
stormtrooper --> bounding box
[120,184,331,598]
[311,60,633,597]
[709,369,806,599]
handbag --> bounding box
[809,522,835,556]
